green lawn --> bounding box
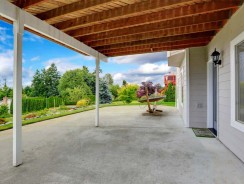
[0,101,175,132]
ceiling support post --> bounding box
[95,56,100,127]
[13,9,24,167]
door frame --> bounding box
[207,60,219,136]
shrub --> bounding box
[76,99,89,108]
[0,105,9,116]
[0,118,7,125]
[59,105,69,110]
[118,84,139,104]
[164,83,175,102]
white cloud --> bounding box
[112,62,175,86]
[44,55,94,74]
[110,52,167,64]
[0,26,13,47]
[30,56,40,61]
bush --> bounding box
[0,118,7,125]
[0,105,9,116]
[76,99,89,108]
[164,83,175,102]
[59,105,69,110]
[118,84,139,104]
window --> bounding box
[236,42,244,123]
[231,32,244,132]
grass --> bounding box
[0,101,175,132]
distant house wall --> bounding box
[207,4,244,162]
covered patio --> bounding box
[0,106,244,184]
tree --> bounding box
[99,79,112,104]
[44,63,61,97]
[0,80,13,100]
[31,69,45,97]
[31,63,60,97]
[118,84,138,104]
[58,68,94,102]
[137,81,160,113]
[23,86,33,97]
[164,83,175,102]
[122,80,127,86]
[103,73,113,85]
[109,84,120,99]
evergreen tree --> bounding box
[45,63,61,97]
[122,80,127,86]
[31,69,45,97]
[164,83,175,102]
[99,79,112,104]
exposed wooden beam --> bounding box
[76,10,230,41]
[106,42,208,57]
[94,31,215,50]
[36,0,117,22]
[15,0,45,9]
[61,0,239,32]
[101,37,210,54]
[54,0,198,31]
[85,22,221,47]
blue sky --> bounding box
[0,20,171,87]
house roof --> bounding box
[7,0,243,57]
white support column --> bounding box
[13,9,24,167]
[95,56,100,127]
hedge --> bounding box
[10,97,64,114]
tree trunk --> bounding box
[146,87,153,113]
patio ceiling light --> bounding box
[211,48,221,65]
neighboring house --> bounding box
[168,5,244,163]
[164,73,176,87]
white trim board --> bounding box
[230,31,244,133]
[0,0,108,62]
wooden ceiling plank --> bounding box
[54,0,198,31]
[106,42,208,57]
[15,0,45,9]
[36,0,118,21]
[94,31,215,50]
[67,0,239,36]
[77,10,230,41]
[85,22,221,47]
[101,37,210,54]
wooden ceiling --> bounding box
[8,0,243,57]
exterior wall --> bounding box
[175,51,188,127]
[189,47,208,128]
[207,5,244,162]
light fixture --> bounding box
[211,48,221,65]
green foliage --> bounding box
[10,97,64,114]
[103,73,114,85]
[65,85,92,104]
[0,81,13,99]
[23,86,33,97]
[118,84,139,104]
[31,63,61,97]
[164,83,175,102]
[109,84,120,99]
[0,105,9,117]
[99,79,112,104]
[0,118,7,125]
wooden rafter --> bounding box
[66,0,239,36]
[36,0,118,22]
[53,0,199,31]
[94,31,215,50]
[106,42,208,57]
[14,0,45,9]
[100,37,210,54]
[85,22,221,47]
[76,10,230,41]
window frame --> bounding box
[230,32,244,132]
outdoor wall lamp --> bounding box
[211,48,222,65]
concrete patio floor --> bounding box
[0,106,244,184]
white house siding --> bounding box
[189,47,208,128]
[175,51,188,127]
[207,5,244,162]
